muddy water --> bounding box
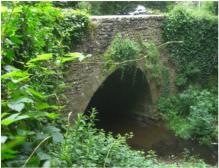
[96,114,218,165]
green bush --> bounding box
[50,110,157,167]
[158,86,218,145]
[50,110,215,168]
[1,2,90,167]
[58,9,90,48]
[1,52,87,167]
[1,2,90,66]
[163,6,218,86]
[104,34,141,67]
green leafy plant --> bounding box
[142,41,164,85]
[104,33,141,72]
[1,2,91,167]
[158,86,218,145]
[163,5,218,86]
[50,109,215,168]
[1,52,86,167]
[50,109,156,167]
[1,2,90,66]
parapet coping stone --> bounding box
[91,15,165,21]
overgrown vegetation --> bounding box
[104,33,141,73]
[1,1,217,167]
[1,2,90,167]
[103,33,164,83]
[159,4,218,146]
[50,110,215,168]
[158,86,217,145]
[163,5,218,86]
[2,2,89,66]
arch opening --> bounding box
[84,66,217,164]
[85,66,152,132]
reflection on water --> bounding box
[96,114,218,165]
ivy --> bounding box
[163,6,218,86]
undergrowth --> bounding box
[50,110,216,168]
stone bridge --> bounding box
[64,15,176,122]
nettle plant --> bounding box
[50,109,158,167]
[1,2,91,167]
[1,52,89,167]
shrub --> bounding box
[1,2,90,167]
[1,2,90,66]
[104,33,141,71]
[1,52,87,167]
[158,86,218,145]
[50,110,215,168]
[50,110,157,167]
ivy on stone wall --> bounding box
[163,6,218,86]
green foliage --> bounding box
[1,2,89,66]
[58,9,90,48]
[1,52,85,167]
[142,41,163,82]
[163,6,218,86]
[50,110,215,168]
[104,33,141,72]
[50,110,155,167]
[1,2,61,65]
[158,86,218,145]
[200,1,218,15]
[53,1,174,15]
[1,2,90,167]
[104,34,140,63]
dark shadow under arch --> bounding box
[85,66,152,131]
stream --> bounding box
[96,113,218,165]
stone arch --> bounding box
[84,65,154,123]
[64,15,176,122]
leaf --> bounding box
[44,126,60,133]
[1,113,29,126]
[11,76,29,83]
[37,151,51,160]
[1,136,8,144]
[8,97,33,112]
[64,52,83,57]
[7,102,24,112]
[1,113,10,119]
[46,112,60,119]
[52,132,64,143]
[27,111,47,119]
[26,87,47,100]
[59,57,78,63]
[27,53,52,64]
[36,103,63,110]
[1,71,29,80]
